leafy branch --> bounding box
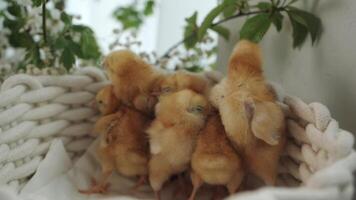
[160,9,280,60]
[160,0,323,59]
[0,0,102,70]
[112,0,155,31]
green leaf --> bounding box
[256,2,283,32]
[183,12,199,49]
[7,4,22,17]
[184,65,204,72]
[288,12,308,48]
[8,32,33,48]
[198,3,227,40]
[210,25,230,40]
[54,36,67,49]
[4,18,26,31]
[240,13,272,43]
[256,2,272,10]
[60,12,72,26]
[25,45,43,67]
[112,6,143,30]
[222,0,240,18]
[60,48,75,69]
[143,0,155,16]
[79,29,101,59]
[272,12,284,32]
[31,0,43,7]
[288,7,322,44]
[68,40,83,58]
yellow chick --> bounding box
[103,50,163,115]
[146,89,210,200]
[189,113,244,200]
[210,40,286,185]
[79,86,150,194]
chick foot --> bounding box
[129,175,147,194]
[78,178,110,194]
[155,190,161,200]
[188,172,203,200]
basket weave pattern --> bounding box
[0,67,108,190]
[0,67,355,200]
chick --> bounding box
[80,87,150,194]
[95,85,121,115]
[151,70,212,97]
[103,50,162,114]
[146,89,210,200]
[91,85,122,138]
[189,113,244,200]
[210,40,286,185]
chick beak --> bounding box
[151,91,161,96]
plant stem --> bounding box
[42,0,47,44]
[159,7,285,60]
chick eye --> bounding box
[188,105,205,113]
[161,87,172,93]
[98,100,103,104]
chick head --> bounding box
[151,73,177,97]
[151,70,206,97]
[96,85,120,115]
[103,50,152,86]
[157,89,210,126]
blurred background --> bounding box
[66,0,217,54]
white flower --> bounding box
[48,20,65,35]
[17,0,32,7]
[50,8,61,20]
[0,18,10,47]
[4,47,26,64]
[23,7,42,35]
[39,47,53,61]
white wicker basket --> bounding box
[0,67,355,200]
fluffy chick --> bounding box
[103,50,162,114]
[146,89,210,200]
[95,85,121,115]
[189,113,244,200]
[151,70,212,97]
[80,87,150,194]
[210,40,286,185]
[91,85,122,138]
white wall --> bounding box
[155,0,217,55]
[217,0,356,133]
[66,0,218,56]
[66,0,159,53]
